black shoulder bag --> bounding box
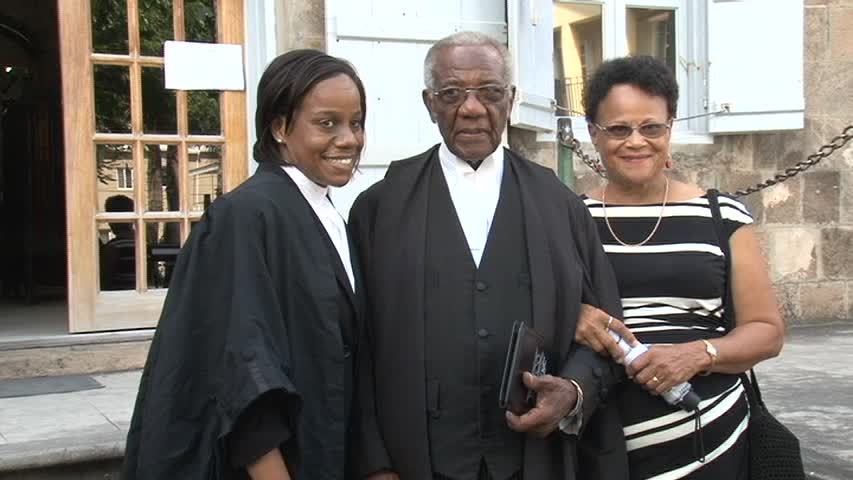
[707,189,806,480]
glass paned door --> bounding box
[59,0,247,332]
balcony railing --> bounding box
[558,76,586,116]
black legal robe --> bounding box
[123,162,361,480]
[349,146,629,480]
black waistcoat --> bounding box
[424,161,532,480]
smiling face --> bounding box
[422,45,515,164]
[589,84,672,188]
[273,74,364,187]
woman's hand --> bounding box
[247,448,291,480]
[627,342,709,396]
[574,304,639,363]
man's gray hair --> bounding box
[423,31,513,89]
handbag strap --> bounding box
[707,189,733,330]
[707,189,766,408]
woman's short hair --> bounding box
[582,55,679,124]
[253,49,367,164]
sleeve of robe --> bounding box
[227,391,293,468]
[559,191,626,427]
[122,192,303,479]
[347,184,395,477]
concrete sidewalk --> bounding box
[0,370,139,475]
[0,325,850,478]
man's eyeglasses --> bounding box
[593,122,672,140]
[430,84,511,106]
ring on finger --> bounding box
[651,376,659,383]
[605,316,613,332]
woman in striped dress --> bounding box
[573,56,785,479]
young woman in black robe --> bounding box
[123,49,367,480]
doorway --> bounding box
[0,3,68,339]
[59,0,247,332]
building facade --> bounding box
[1,0,849,335]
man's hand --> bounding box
[364,472,400,480]
[574,304,638,362]
[505,372,578,437]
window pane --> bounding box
[142,67,177,134]
[118,167,134,189]
[553,3,603,116]
[146,221,181,289]
[144,144,180,212]
[188,90,221,135]
[139,0,174,56]
[185,0,218,43]
[627,8,676,74]
[98,220,137,291]
[94,65,131,133]
[188,144,222,211]
[92,0,129,54]
[96,144,135,212]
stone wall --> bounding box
[278,0,326,51]
[516,2,853,324]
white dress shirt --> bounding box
[282,166,355,291]
[437,143,505,267]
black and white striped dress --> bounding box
[583,193,752,480]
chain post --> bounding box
[557,116,607,180]
[556,117,575,188]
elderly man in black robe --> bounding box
[349,32,627,480]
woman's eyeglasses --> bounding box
[430,84,511,106]
[593,122,672,140]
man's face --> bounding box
[422,45,515,164]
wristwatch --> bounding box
[699,339,718,376]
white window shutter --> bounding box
[324,0,507,216]
[707,0,804,134]
[508,0,556,132]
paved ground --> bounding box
[756,323,853,480]
[0,371,136,472]
[0,324,850,477]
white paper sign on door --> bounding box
[164,41,245,91]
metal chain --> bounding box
[557,118,853,197]
[731,124,853,197]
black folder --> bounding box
[499,321,548,415]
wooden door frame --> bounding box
[58,0,247,332]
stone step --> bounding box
[0,331,153,379]
[0,459,123,480]
[0,432,124,480]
